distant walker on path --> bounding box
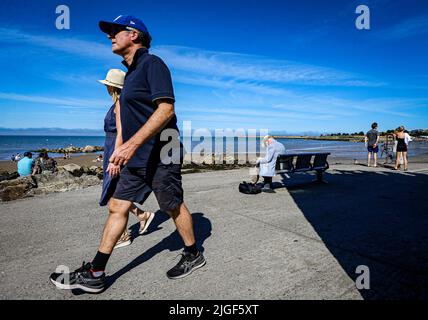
[365,122,380,167]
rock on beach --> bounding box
[0,164,103,202]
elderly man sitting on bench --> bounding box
[251,135,286,192]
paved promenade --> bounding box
[1,163,428,299]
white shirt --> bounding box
[404,133,412,145]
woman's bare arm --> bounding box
[114,101,123,149]
[107,101,123,177]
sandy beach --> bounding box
[2,152,428,174]
[0,154,103,173]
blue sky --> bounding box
[0,0,427,134]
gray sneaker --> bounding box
[166,251,206,279]
[49,262,105,293]
[262,184,275,193]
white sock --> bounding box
[91,270,104,278]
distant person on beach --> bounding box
[97,68,155,249]
[365,122,380,167]
[50,15,205,293]
[251,135,286,192]
[380,133,394,164]
[93,154,103,162]
[393,126,409,171]
[17,152,34,177]
[32,151,57,175]
[404,130,413,146]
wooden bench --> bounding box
[275,152,330,184]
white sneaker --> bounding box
[139,212,155,235]
[114,231,132,249]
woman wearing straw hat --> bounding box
[98,69,155,248]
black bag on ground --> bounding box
[239,181,261,194]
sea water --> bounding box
[1,135,427,161]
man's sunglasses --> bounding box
[108,26,132,37]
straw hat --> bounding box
[98,69,126,89]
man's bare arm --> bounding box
[109,99,175,166]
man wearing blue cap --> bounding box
[50,15,205,293]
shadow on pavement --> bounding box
[282,169,428,299]
[128,210,170,239]
[103,212,212,291]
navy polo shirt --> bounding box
[120,47,180,168]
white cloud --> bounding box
[0,92,108,108]
[179,105,337,121]
[1,28,423,131]
[273,96,422,118]
[0,28,113,61]
[377,15,428,39]
[174,73,293,96]
[47,73,104,86]
[0,28,382,88]
[153,45,383,88]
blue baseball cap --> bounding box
[99,15,151,39]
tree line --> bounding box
[321,129,428,137]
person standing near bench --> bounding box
[365,122,380,167]
[50,15,205,294]
[252,135,286,192]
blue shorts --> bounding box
[367,146,379,153]
[113,163,183,212]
